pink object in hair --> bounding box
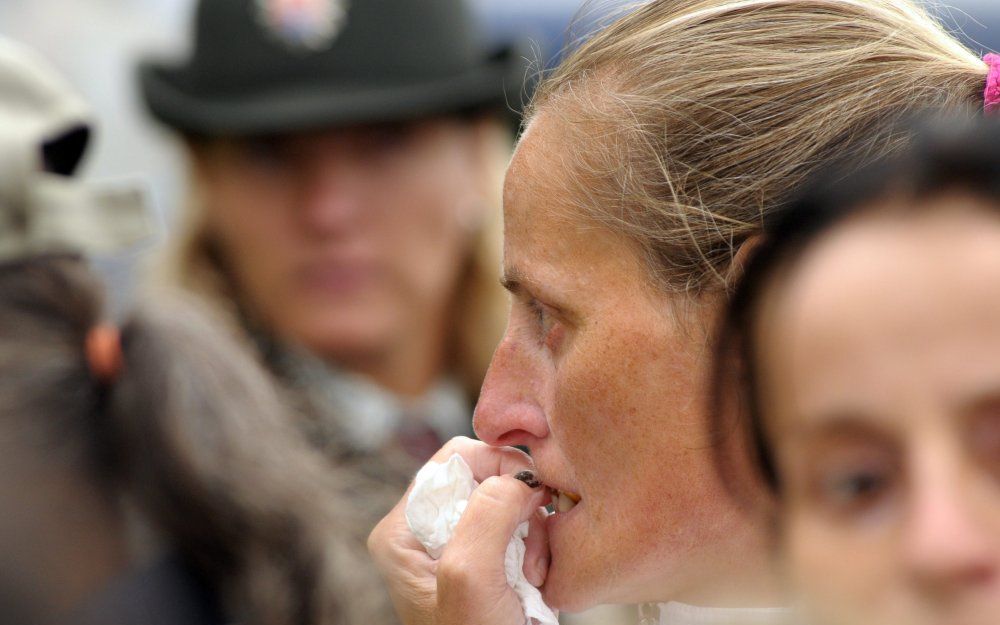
[985,54,1000,114]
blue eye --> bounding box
[820,469,890,514]
[527,298,546,327]
[525,298,562,350]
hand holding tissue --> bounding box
[405,454,559,625]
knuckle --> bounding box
[438,435,478,458]
[444,435,476,450]
[473,475,522,505]
[366,523,382,555]
[436,552,473,589]
[498,444,532,463]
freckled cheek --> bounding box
[548,334,672,503]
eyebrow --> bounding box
[958,388,1000,418]
[500,266,527,295]
[786,411,892,444]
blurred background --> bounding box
[0,2,998,625]
[1,0,996,295]
[0,0,591,299]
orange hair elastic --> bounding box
[85,324,123,383]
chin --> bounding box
[541,562,609,614]
[281,311,393,355]
[542,583,598,614]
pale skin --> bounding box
[191,117,494,396]
[368,112,781,623]
[755,199,1000,625]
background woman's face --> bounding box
[473,114,764,611]
[756,200,1000,625]
[193,118,488,385]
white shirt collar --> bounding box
[656,602,792,625]
[276,345,470,451]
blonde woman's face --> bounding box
[194,119,488,388]
[757,202,1000,625]
[474,115,764,610]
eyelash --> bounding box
[810,459,896,520]
[525,298,559,349]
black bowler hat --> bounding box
[139,0,532,135]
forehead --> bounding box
[760,199,1000,421]
[501,114,649,294]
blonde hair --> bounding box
[530,0,989,292]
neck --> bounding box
[332,304,452,399]
[675,518,786,610]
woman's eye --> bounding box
[815,466,893,517]
[963,409,1000,490]
[358,123,415,160]
[240,139,293,171]
[526,299,563,351]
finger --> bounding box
[369,493,434,572]
[430,436,534,483]
[523,506,550,587]
[371,438,530,567]
[439,475,546,586]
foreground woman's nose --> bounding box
[473,336,549,448]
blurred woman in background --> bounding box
[139,3,527,619]
[714,118,1000,625]
[370,2,998,624]
[139,0,522,465]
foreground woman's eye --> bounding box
[526,299,564,351]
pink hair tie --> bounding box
[985,53,1000,114]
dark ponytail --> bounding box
[0,255,372,625]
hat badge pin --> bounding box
[256,0,348,52]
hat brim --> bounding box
[139,45,532,136]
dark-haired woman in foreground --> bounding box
[714,119,1000,625]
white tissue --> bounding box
[405,454,559,625]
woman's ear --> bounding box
[725,235,763,290]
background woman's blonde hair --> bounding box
[530,0,989,293]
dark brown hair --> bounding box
[711,117,1000,503]
[0,254,369,625]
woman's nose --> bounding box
[473,335,549,448]
[298,160,364,234]
[903,463,998,595]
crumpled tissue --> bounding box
[405,453,559,625]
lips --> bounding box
[298,262,378,295]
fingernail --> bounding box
[514,470,542,489]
